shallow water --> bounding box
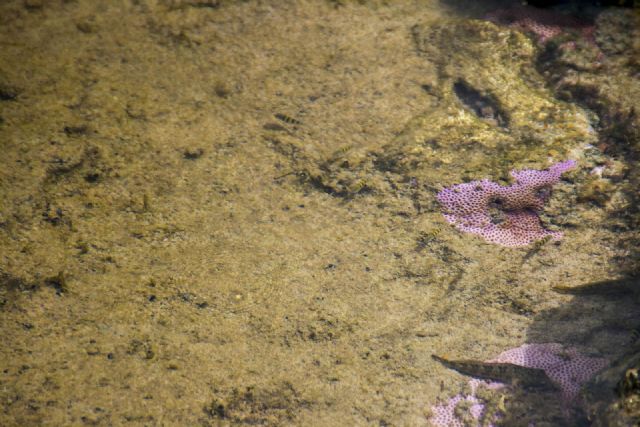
[1,1,639,425]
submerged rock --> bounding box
[284,19,596,201]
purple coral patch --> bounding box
[437,160,576,247]
[491,343,607,403]
[429,343,607,426]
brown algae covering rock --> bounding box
[0,1,638,425]
[386,19,595,185]
[291,18,597,201]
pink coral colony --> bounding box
[437,160,576,247]
[429,343,608,427]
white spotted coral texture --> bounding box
[428,343,608,427]
[490,343,608,402]
[436,160,576,247]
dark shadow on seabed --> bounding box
[523,121,640,423]
[512,273,640,425]
[429,3,640,424]
[522,18,640,423]
[536,5,640,421]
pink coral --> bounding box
[437,160,576,247]
[428,343,608,427]
[430,391,486,427]
[490,343,608,402]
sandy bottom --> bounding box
[0,0,638,425]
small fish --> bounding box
[274,113,302,125]
[331,144,353,158]
[522,235,552,261]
